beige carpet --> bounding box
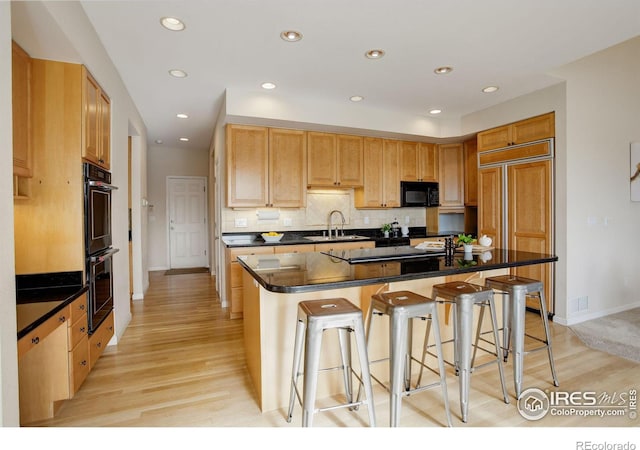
[570,307,640,363]
[164,267,209,276]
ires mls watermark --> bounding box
[517,387,637,421]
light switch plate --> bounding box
[235,218,248,228]
[283,218,293,227]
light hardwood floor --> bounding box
[29,271,639,429]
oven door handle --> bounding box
[88,180,118,191]
[90,247,120,263]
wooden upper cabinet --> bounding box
[400,141,438,182]
[307,132,363,187]
[12,41,32,179]
[81,68,111,169]
[438,143,464,211]
[477,112,555,151]
[268,128,307,207]
[464,138,478,206]
[226,125,306,208]
[226,125,269,207]
[477,166,503,248]
[354,138,399,208]
[336,134,364,187]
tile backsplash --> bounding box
[222,189,427,233]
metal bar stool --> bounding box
[362,290,452,427]
[420,281,509,423]
[484,275,559,398]
[286,298,376,427]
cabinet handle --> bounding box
[31,336,40,345]
[80,327,86,333]
[80,360,87,366]
[96,342,102,348]
[108,326,113,332]
[59,316,66,323]
[79,304,85,311]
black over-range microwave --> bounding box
[400,181,439,207]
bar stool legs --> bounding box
[424,281,509,423]
[484,275,559,398]
[286,298,376,427]
[363,290,452,427]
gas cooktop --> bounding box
[320,245,445,264]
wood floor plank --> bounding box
[26,270,639,430]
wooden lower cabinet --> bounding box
[68,294,90,395]
[226,246,275,319]
[89,311,114,369]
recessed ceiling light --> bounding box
[280,30,302,42]
[482,86,499,93]
[429,109,442,115]
[179,137,189,142]
[155,139,163,144]
[160,17,185,31]
[365,49,385,59]
[350,95,364,102]
[169,69,188,78]
[261,82,276,90]
[176,113,189,119]
[434,66,453,75]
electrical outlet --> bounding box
[405,216,410,224]
[364,216,370,225]
[283,218,293,227]
[235,218,248,228]
[578,296,589,311]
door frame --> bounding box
[165,176,209,269]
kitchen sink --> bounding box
[303,235,371,242]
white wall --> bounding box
[147,146,210,270]
[551,36,640,325]
[0,1,20,427]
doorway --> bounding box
[167,176,209,269]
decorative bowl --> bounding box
[261,232,283,243]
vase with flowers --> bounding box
[381,223,392,238]
[457,233,475,253]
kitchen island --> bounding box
[238,247,557,413]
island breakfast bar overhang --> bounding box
[238,248,558,414]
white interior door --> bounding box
[168,177,208,269]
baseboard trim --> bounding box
[557,300,640,326]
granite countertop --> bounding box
[237,247,557,294]
[222,227,464,248]
[16,271,88,339]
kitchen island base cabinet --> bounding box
[89,311,114,369]
[242,269,507,413]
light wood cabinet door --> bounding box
[307,132,337,186]
[418,142,438,182]
[382,140,401,208]
[438,143,464,210]
[89,311,114,369]
[226,124,269,207]
[477,166,503,249]
[81,68,110,169]
[336,134,364,187]
[12,41,32,178]
[355,137,384,208]
[477,112,555,151]
[508,159,553,311]
[400,141,419,181]
[226,246,275,319]
[464,139,478,206]
[268,128,306,207]
[98,90,111,169]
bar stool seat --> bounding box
[423,281,509,423]
[363,290,452,427]
[286,298,376,427]
[484,275,559,397]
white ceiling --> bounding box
[15,1,640,150]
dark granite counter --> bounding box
[237,247,557,294]
[222,227,464,248]
[16,271,88,339]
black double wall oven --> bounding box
[84,162,118,334]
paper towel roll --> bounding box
[256,209,280,220]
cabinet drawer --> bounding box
[89,311,114,369]
[68,313,88,350]
[228,246,274,262]
[69,336,90,395]
[273,244,315,254]
[69,293,88,324]
[18,305,71,358]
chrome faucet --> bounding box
[328,210,345,239]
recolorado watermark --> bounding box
[517,387,637,421]
[576,442,636,450]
